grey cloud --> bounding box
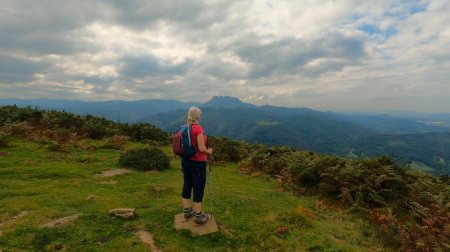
[0,0,233,54]
[68,75,116,86]
[106,0,222,30]
[82,76,115,85]
[0,53,49,82]
[0,0,220,56]
[0,0,105,55]
[120,55,193,78]
[132,82,174,93]
[235,33,367,78]
[197,60,247,81]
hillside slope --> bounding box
[0,98,198,123]
[143,107,374,153]
[352,132,450,175]
[2,96,448,134]
[0,140,388,251]
[143,106,450,175]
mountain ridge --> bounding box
[2,96,450,174]
[2,96,450,129]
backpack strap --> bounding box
[187,124,192,147]
[189,124,199,151]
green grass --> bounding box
[0,140,389,251]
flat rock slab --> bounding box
[174,213,219,236]
[40,214,80,228]
[96,169,131,177]
[109,208,135,219]
[137,230,161,252]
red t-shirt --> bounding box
[190,124,208,162]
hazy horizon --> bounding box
[2,96,450,115]
[1,0,449,113]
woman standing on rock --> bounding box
[181,106,213,225]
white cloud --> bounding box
[0,0,449,112]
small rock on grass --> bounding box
[40,214,80,228]
[86,195,97,201]
[109,208,135,219]
[96,169,131,177]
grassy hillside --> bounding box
[0,140,387,251]
[1,106,448,251]
[353,132,450,175]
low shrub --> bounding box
[46,128,78,151]
[103,135,129,150]
[74,139,104,150]
[208,137,242,163]
[239,145,294,175]
[2,121,33,137]
[0,131,10,147]
[119,147,170,171]
[208,136,265,163]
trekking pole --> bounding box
[208,155,214,219]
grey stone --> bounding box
[109,208,135,219]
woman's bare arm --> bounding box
[197,134,213,155]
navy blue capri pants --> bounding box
[181,158,207,203]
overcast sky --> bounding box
[0,0,449,112]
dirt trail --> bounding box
[0,211,28,228]
[137,230,162,252]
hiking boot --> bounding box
[194,211,209,225]
[183,207,194,220]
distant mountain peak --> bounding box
[207,96,242,103]
[203,96,254,108]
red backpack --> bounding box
[172,124,197,158]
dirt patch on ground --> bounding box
[327,234,345,244]
[0,152,9,157]
[137,230,162,252]
[99,180,118,185]
[40,214,80,228]
[96,169,131,177]
[218,223,234,238]
[0,211,28,228]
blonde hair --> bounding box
[187,106,202,124]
